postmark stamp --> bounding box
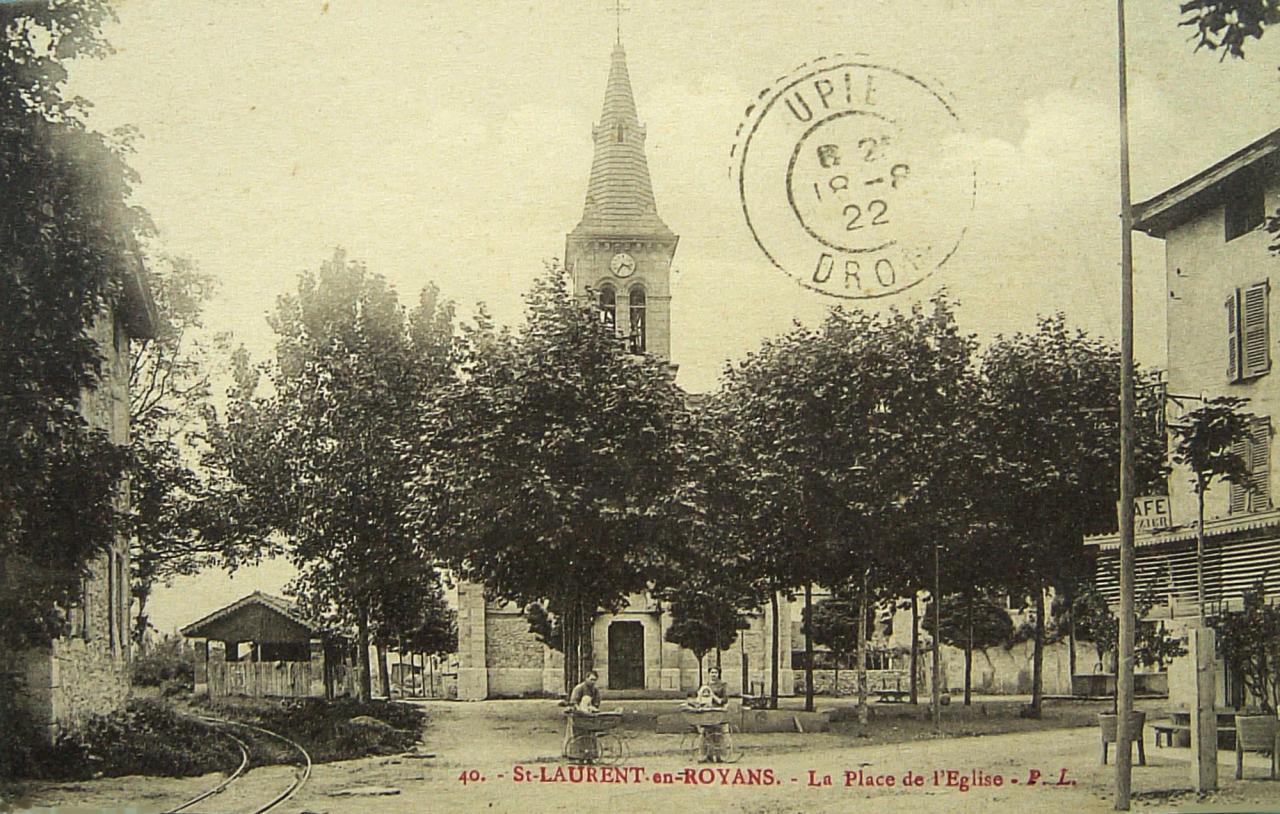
[732,56,976,299]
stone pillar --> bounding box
[765,592,795,696]
[1189,624,1218,792]
[543,641,565,695]
[193,639,208,695]
[308,639,325,697]
[658,609,683,691]
[455,581,489,700]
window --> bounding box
[629,286,646,353]
[1225,176,1265,241]
[1229,416,1271,514]
[616,123,625,143]
[1226,281,1270,381]
[599,284,616,332]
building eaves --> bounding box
[179,590,321,638]
[1133,127,1280,239]
[1084,509,1280,552]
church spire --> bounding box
[573,42,672,238]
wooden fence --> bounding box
[209,660,317,698]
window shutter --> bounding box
[1227,291,1240,382]
[1242,281,1271,378]
[1249,418,1271,511]
[1230,433,1249,514]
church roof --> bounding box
[571,42,674,240]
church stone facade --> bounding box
[455,41,792,701]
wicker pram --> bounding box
[567,709,623,734]
[680,705,732,730]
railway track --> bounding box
[162,715,312,814]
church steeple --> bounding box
[573,42,672,238]
[566,40,678,362]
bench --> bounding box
[1153,722,1189,748]
[875,690,910,703]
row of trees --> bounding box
[375,257,1178,715]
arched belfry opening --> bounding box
[628,285,646,353]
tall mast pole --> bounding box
[1114,0,1137,809]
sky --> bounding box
[64,0,1280,634]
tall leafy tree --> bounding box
[408,264,696,691]
[207,250,454,700]
[800,597,862,696]
[719,292,977,718]
[0,0,149,651]
[979,315,1167,717]
[1180,0,1280,58]
[1168,396,1252,618]
[127,256,253,643]
[663,588,751,686]
[921,593,1014,705]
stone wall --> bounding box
[13,307,134,737]
[792,640,1100,698]
[15,562,130,738]
[485,611,544,668]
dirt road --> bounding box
[12,700,1280,814]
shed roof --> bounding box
[1133,127,1280,238]
[180,591,322,640]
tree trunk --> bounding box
[739,631,748,695]
[1196,488,1207,619]
[769,592,780,709]
[580,598,594,678]
[1066,583,1077,683]
[134,588,151,647]
[357,604,373,702]
[377,644,391,699]
[833,660,840,698]
[1029,586,1045,718]
[803,584,815,712]
[964,594,974,706]
[856,578,868,725]
[910,593,920,704]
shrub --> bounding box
[3,698,240,780]
[195,696,425,763]
[131,635,193,690]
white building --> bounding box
[1088,127,1280,708]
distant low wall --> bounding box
[793,641,1099,697]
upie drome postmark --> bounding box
[732,56,976,299]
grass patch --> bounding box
[192,696,426,763]
[3,698,242,781]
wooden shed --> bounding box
[181,591,352,700]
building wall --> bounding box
[1164,176,1280,526]
[794,640,1093,697]
[454,580,794,699]
[17,308,133,737]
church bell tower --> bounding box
[566,41,678,362]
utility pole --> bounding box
[1114,0,1137,808]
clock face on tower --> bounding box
[610,252,636,278]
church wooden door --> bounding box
[608,621,645,690]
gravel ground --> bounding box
[8,699,1279,814]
